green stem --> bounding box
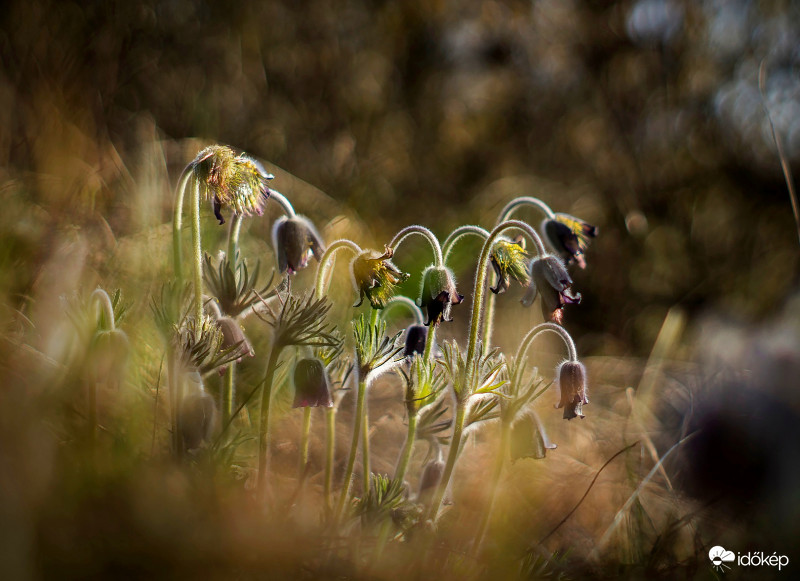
[379,296,424,326]
[496,196,556,224]
[473,417,511,549]
[423,325,437,362]
[269,189,297,218]
[90,288,115,331]
[222,363,235,426]
[514,323,578,369]
[335,377,367,520]
[388,225,443,267]
[190,176,204,336]
[481,283,497,355]
[442,225,489,265]
[314,239,362,300]
[257,346,282,500]
[299,406,312,481]
[361,393,371,498]
[324,406,337,511]
[393,412,418,483]
[172,166,192,281]
[425,400,467,520]
[227,213,244,262]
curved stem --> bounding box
[90,288,115,331]
[257,345,282,501]
[379,296,424,326]
[481,287,496,355]
[425,399,467,520]
[496,196,555,225]
[389,225,443,267]
[393,412,418,483]
[514,322,578,370]
[268,189,297,218]
[473,417,511,549]
[190,177,204,335]
[335,377,367,520]
[227,214,244,262]
[172,166,193,281]
[324,406,337,511]
[466,220,545,369]
[314,239,363,300]
[442,225,490,265]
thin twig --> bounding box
[151,355,165,456]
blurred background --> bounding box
[2,1,800,578]
[1,0,799,357]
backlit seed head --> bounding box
[350,247,410,309]
[489,236,530,294]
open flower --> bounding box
[555,360,589,420]
[542,213,598,269]
[490,236,530,294]
[191,145,273,225]
[292,358,333,408]
[271,215,325,274]
[521,255,581,324]
[419,265,464,326]
[350,247,410,309]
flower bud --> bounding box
[89,329,129,385]
[521,255,581,324]
[403,325,428,358]
[292,358,333,408]
[542,213,598,269]
[555,360,589,420]
[419,265,464,327]
[350,247,410,309]
[271,215,325,274]
[178,370,217,450]
[215,317,254,374]
[510,413,557,461]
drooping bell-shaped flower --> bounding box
[190,145,273,225]
[350,247,410,309]
[542,213,598,269]
[521,255,581,324]
[509,412,557,461]
[555,360,589,420]
[419,265,464,327]
[403,324,428,358]
[292,358,333,408]
[215,317,255,374]
[489,236,530,294]
[271,215,325,274]
[178,370,218,450]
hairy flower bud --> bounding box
[271,215,325,274]
[292,358,333,408]
[419,265,464,327]
[489,236,530,294]
[350,247,410,309]
[542,213,598,269]
[403,324,428,358]
[555,360,589,420]
[215,317,254,374]
[521,255,581,324]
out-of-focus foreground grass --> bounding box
[1,1,800,579]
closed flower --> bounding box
[521,255,581,324]
[272,215,325,274]
[419,265,464,327]
[555,360,589,420]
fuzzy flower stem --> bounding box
[425,400,467,521]
[335,377,368,520]
[388,225,444,267]
[515,322,578,365]
[442,225,490,265]
[190,177,204,338]
[222,364,235,426]
[496,196,556,223]
[379,296,424,326]
[257,345,282,501]
[172,166,193,281]
[324,406,337,511]
[90,289,115,331]
[268,189,297,218]
[393,412,419,483]
[299,407,312,481]
[314,239,363,300]
[227,214,244,262]
[359,308,381,497]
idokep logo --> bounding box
[708,545,790,573]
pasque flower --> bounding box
[292,358,333,408]
[419,265,464,326]
[555,360,589,420]
[403,324,428,358]
[191,145,273,225]
[350,247,410,309]
[521,255,581,324]
[542,213,598,269]
[489,236,530,294]
[272,215,325,274]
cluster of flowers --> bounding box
[158,144,597,540]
